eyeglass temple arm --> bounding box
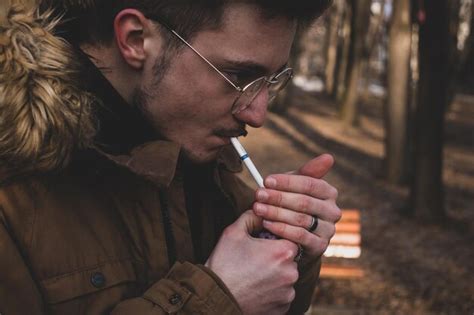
[168,29,242,91]
[150,15,242,91]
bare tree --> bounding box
[334,1,353,102]
[450,0,474,99]
[458,1,474,90]
[385,0,412,184]
[325,0,345,96]
[340,0,372,126]
[361,0,387,100]
[408,0,460,220]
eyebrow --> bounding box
[222,59,288,76]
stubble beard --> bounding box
[131,49,248,164]
[131,50,172,138]
[130,65,214,164]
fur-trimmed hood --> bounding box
[0,4,95,175]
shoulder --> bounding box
[0,150,106,241]
[0,171,48,250]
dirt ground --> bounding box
[238,90,474,315]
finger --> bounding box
[288,154,335,178]
[264,175,338,200]
[255,189,341,222]
[234,210,264,235]
[257,237,300,263]
[254,202,311,230]
[253,203,337,239]
[262,220,329,257]
[273,239,300,262]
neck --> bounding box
[80,43,137,104]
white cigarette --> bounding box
[230,137,264,188]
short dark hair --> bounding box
[40,0,332,46]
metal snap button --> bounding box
[169,293,182,305]
[90,272,106,288]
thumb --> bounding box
[291,154,334,178]
[235,210,264,235]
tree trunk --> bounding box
[361,0,386,101]
[409,0,455,221]
[340,0,372,126]
[334,1,352,102]
[446,0,473,102]
[458,2,474,90]
[385,0,412,184]
[325,0,344,95]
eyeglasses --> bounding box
[149,16,294,114]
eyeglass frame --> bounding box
[146,15,294,114]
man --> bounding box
[0,1,340,314]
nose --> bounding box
[233,87,269,128]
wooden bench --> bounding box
[320,209,364,279]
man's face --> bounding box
[140,3,296,163]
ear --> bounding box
[114,9,153,70]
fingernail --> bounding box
[254,203,267,215]
[265,177,277,188]
[257,190,269,201]
[263,220,273,226]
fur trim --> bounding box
[41,0,96,10]
[0,4,95,174]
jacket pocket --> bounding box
[40,258,137,304]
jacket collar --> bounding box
[78,49,157,156]
[99,142,243,188]
[100,141,181,187]
[78,50,242,187]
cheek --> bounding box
[170,60,234,113]
[170,84,231,122]
[143,58,233,126]
[145,81,224,135]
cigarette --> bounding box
[231,137,278,239]
[230,137,264,188]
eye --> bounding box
[222,71,239,83]
[223,70,255,86]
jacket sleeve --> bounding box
[111,262,242,314]
[288,256,322,315]
[1,217,241,315]
[0,208,46,315]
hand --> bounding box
[205,210,299,315]
[252,154,341,260]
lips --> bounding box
[214,126,248,138]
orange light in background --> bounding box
[323,209,362,259]
[320,264,365,278]
[330,233,361,245]
[320,209,364,278]
[324,245,361,259]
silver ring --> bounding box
[294,244,303,262]
[307,216,318,232]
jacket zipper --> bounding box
[159,190,176,266]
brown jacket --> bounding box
[0,142,321,315]
[0,7,321,315]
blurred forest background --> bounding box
[241,0,474,313]
[1,0,474,314]
[272,0,474,222]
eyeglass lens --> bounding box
[232,69,293,113]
